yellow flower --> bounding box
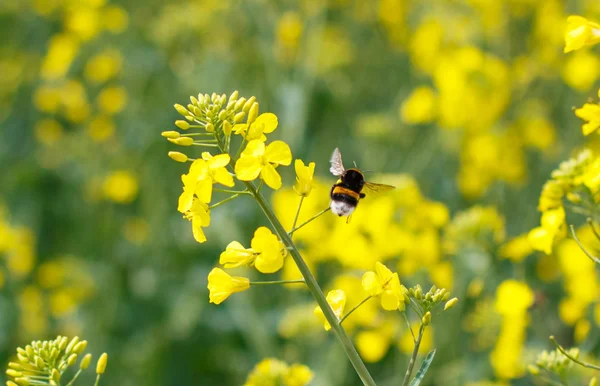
[494,280,534,316]
[183,198,211,243]
[400,86,438,124]
[284,364,314,386]
[528,207,566,254]
[362,262,406,311]
[219,241,255,268]
[314,289,346,331]
[207,268,250,305]
[235,140,292,189]
[575,103,600,136]
[244,358,313,386]
[499,234,533,262]
[251,227,287,273]
[293,159,315,197]
[564,16,600,53]
[233,112,278,141]
[102,170,138,204]
[177,152,234,212]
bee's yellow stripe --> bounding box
[332,186,360,200]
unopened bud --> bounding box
[96,353,108,374]
[234,97,247,111]
[8,363,21,370]
[242,96,256,113]
[422,311,431,326]
[218,110,228,121]
[527,364,540,375]
[168,137,194,146]
[14,379,29,386]
[73,341,87,355]
[234,112,246,123]
[190,95,199,106]
[35,356,44,369]
[80,353,92,370]
[25,346,34,358]
[168,151,188,163]
[51,369,60,382]
[6,370,22,378]
[223,121,232,136]
[444,297,458,311]
[175,120,190,130]
[161,131,180,139]
[174,104,188,116]
[66,337,79,354]
[67,353,78,366]
[247,103,259,125]
[205,122,214,132]
[7,381,19,386]
[415,287,423,300]
[589,377,597,386]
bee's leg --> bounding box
[346,215,352,224]
[359,193,366,198]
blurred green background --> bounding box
[2,0,600,385]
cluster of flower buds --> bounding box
[407,284,457,325]
[529,347,579,375]
[6,336,107,386]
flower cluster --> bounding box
[6,336,108,386]
[244,358,313,386]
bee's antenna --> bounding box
[353,161,358,168]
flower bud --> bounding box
[35,356,44,369]
[205,123,214,132]
[234,97,247,111]
[175,120,190,130]
[211,92,218,103]
[415,286,422,300]
[190,95,199,106]
[223,121,232,136]
[168,151,188,163]
[80,353,92,370]
[168,137,194,146]
[234,112,246,123]
[14,379,29,386]
[67,353,78,366]
[8,363,22,370]
[422,311,431,326]
[192,106,202,117]
[25,346,34,358]
[218,110,228,121]
[174,104,188,116]
[247,102,259,125]
[527,364,540,375]
[161,131,180,139]
[444,297,458,311]
[242,96,256,113]
[66,337,79,354]
[590,377,598,386]
[7,381,19,386]
[51,369,61,382]
[96,353,108,374]
[6,370,22,378]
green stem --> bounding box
[403,312,416,343]
[570,225,600,264]
[550,336,600,370]
[251,279,305,285]
[191,143,219,147]
[181,132,214,136]
[210,194,240,209]
[244,182,377,386]
[65,369,82,386]
[586,218,600,241]
[213,188,249,194]
[288,206,331,235]
[290,196,305,235]
[402,323,425,386]
[339,296,371,325]
[94,374,101,386]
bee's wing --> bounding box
[363,181,395,197]
[329,147,346,176]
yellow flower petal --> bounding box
[380,290,400,311]
[208,153,231,169]
[528,226,553,255]
[212,168,235,187]
[195,179,213,203]
[254,112,278,134]
[219,241,255,268]
[235,156,263,181]
[207,268,250,304]
[241,139,265,157]
[261,163,283,190]
[362,271,382,296]
[265,140,292,166]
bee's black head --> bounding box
[342,169,365,190]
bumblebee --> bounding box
[329,148,395,217]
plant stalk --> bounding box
[402,323,425,386]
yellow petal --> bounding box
[192,216,207,243]
[255,112,278,133]
[241,139,265,157]
[265,140,292,165]
[195,179,214,203]
[212,167,235,187]
[528,227,553,254]
[362,271,382,296]
[209,153,231,169]
[255,252,284,273]
[235,156,262,181]
[177,190,194,213]
[380,290,400,311]
[261,163,282,190]
[375,262,394,284]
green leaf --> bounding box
[408,349,436,386]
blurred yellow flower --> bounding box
[355,323,395,362]
[293,159,315,197]
[400,86,438,124]
[244,358,313,386]
[41,33,80,80]
[494,280,534,316]
[85,49,122,84]
[251,227,287,273]
[233,112,278,141]
[102,5,129,33]
[183,198,211,243]
[562,50,600,91]
[498,234,533,262]
[528,206,565,254]
[362,262,406,311]
[575,102,600,136]
[65,6,100,41]
[34,119,64,146]
[207,268,249,305]
[564,16,600,53]
[102,170,139,204]
[314,289,346,331]
[87,116,115,142]
[235,140,292,189]
[97,86,128,115]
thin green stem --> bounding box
[289,206,331,236]
[290,196,305,235]
[235,136,248,161]
[550,335,600,370]
[214,188,249,194]
[570,225,600,264]
[537,374,567,386]
[191,143,219,148]
[586,218,600,241]
[402,323,426,386]
[65,369,83,386]
[251,279,305,285]
[403,312,416,343]
[181,132,214,136]
[94,374,101,386]
[209,194,240,209]
[339,296,372,325]
[244,182,377,386]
